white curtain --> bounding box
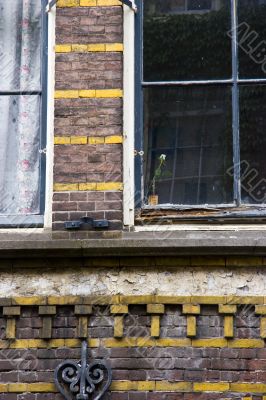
[0,0,42,215]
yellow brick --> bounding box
[242,397,252,400]
[151,315,160,338]
[55,44,72,53]
[261,317,266,338]
[136,381,156,391]
[28,383,57,393]
[110,305,128,314]
[96,182,123,191]
[187,315,196,337]
[149,338,192,347]
[87,44,105,51]
[10,339,45,349]
[97,0,121,5]
[105,135,123,144]
[54,136,71,145]
[8,383,28,393]
[114,316,124,338]
[88,137,105,145]
[219,304,237,314]
[70,136,87,144]
[156,381,192,392]
[105,43,123,52]
[12,296,46,306]
[226,296,264,305]
[78,183,97,191]
[72,44,88,52]
[230,383,266,393]
[95,89,123,98]
[83,295,120,304]
[191,296,226,304]
[64,338,81,347]
[79,90,96,98]
[147,304,165,314]
[224,315,234,338]
[155,295,190,304]
[6,319,16,339]
[110,381,135,391]
[48,296,82,305]
[0,384,8,392]
[228,339,264,348]
[53,183,79,191]
[103,338,137,347]
[192,339,228,348]
[55,90,79,99]
[57,0,79,6]
[194,382,229,392]
[182,304,200,315]
[80,0,97,4]
[255,305,266,314]
[120,295,155,304]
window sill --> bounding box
[0,215,44,228]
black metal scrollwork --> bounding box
[54,341,112,400]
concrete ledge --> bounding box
[0,230,264,258]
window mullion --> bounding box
[231,0,241,206]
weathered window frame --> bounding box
[134,0,266,224]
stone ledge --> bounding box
[0,230,265,257]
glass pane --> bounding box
[0,95,41,215]
[143,0,232,81]
[240,85,266,204]
[143,86,233,205]
[0,0,42,91]
[238,0,266,79]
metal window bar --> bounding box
[136,0,266,212]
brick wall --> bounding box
[52,1,123,230]
[0,296,266,399]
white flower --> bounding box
[159,154,166,161]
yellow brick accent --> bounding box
[78,183,97,191]
[155,381,192,392]
[72,44,88,52]
[55,90,79,99]
[147,304,165,314]
[70,136,87,144]
[48,296,83,305]
[53,183,79,191]
[80,0,97,4]
[55,44,72,53]
[182,304,200,314]
[88,43,105,51]
[230,383,266,393]
[96,182,123,190]
[105,43,124,52]
[27,383,57,393]
[95,89,123,98]
[97,0,121,5]
[187,315,196,337]
[151,315,160,338]
[103,338,137,347]
[54,136,71,145]
[155,295,190,304]
[261,317,266,338]
[12,297,47,306]
[114,316,124,338]
[226,295,264,305]
[6,319,16,339]
[192,338,228,348]
[194,382,230,392]
[57,0,79,6]
[105,135,123,144]
[138,338,192,347]
[191,296,227,304]
[0,384,8,392]
[255,305,266,314]
[120,295,155,304]
[88,137,105,145]
[110,305,128,314]
[228,339,264,348]
[219,304,237,314]
[79,90,96,98]
[8,383,28,393]
[111,381,156,391]
[224,315,234,338]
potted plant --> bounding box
[148,154,166,205]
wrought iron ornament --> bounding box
[54,341,112,400]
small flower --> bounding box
[159,154,166,161]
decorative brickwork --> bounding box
[0,296,265,399]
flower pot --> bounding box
[148,194,158,206]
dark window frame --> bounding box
[135,0,266,223]
[0,0,48,228]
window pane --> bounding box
[0,95,41,215]
[0,0,42,91]
[238,0,266,79]
[240,85,266,204]
[143,86,233,205]
[143,0,232,81]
